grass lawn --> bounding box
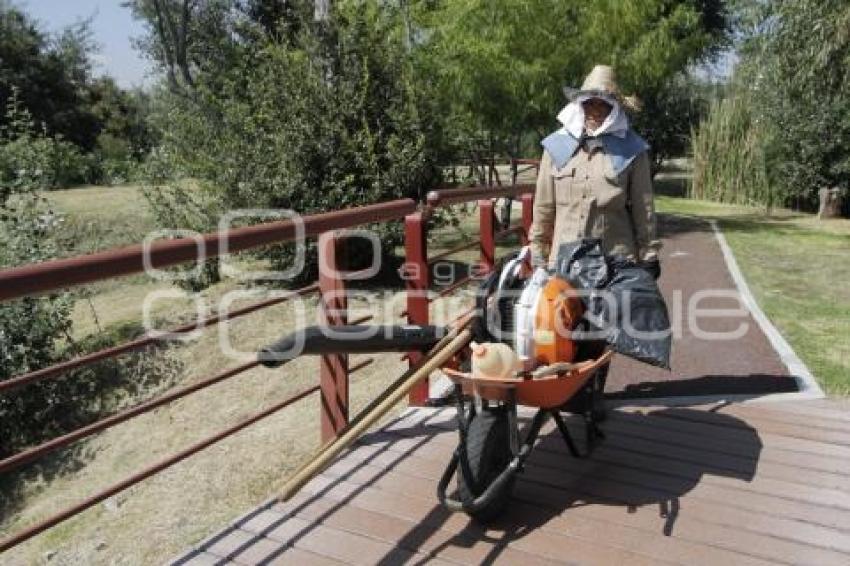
[45,183,158,257]
[656,195,850,395]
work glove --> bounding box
[641,258,661,280]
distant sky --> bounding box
[694,49,738,82]
[18,0,153,88]
[15,1,738,89]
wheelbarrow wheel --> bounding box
[457,406,514,521]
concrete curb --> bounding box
[707,218,824,402]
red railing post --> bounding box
[318,231,348,441]
[479,199,496,272]
[520,193,534,245]
[404,212,430,406]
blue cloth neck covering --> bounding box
[541,129,649,176]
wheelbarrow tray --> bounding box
[442,350,614,409]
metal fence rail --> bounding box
[0,182,536,553]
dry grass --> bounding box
[2,188,509,564]
[2,290,417,565]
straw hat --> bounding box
[563,65,642,112]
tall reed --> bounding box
[690,95,776,209]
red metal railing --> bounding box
[0,181,535,552]
[403,183,535,402]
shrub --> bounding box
[1,91,93,191]
[745,0,850,210]
[0,94,182,460]
[692,0,850,210]
[144,3,442,287]
[632,75,710,176]
[142,181,222,292]
[48,136,94,187]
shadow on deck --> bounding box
[175,399,850,565]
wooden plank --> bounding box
[203,528,256,560]
[515,478,850,566]
[617,401,850,427]
[342,432,850,531]
[230,535,288,564]
[607,409,850,460]
[582,412,850,465]
[260,513,456,565]
[174,551,222,565]
[562,425,850,490]
[289,493,565,566]
[183,403,850,566]
[709,403,850,429]
[629,407,850,448]
[412,404,850,453]
[385,407,850,463]
[368,415,850,483]
[318,438,840,558]
[797,398,850,412]
[354,425,850,549]
[309,457,844,566]
[299,473,672,566]
[295,477,775,566]
[764,400,850,420]
[522,461,850,553]
[266,546,352,565]
[338,431,850,545]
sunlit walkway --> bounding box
[174,398,850,565]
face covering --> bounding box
[555,93,629,139]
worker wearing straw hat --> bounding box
[529,65,661,278]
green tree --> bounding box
[0,2,100,150]
[414,0,729,165]
[0,95,181,460]
[135,1,443,285]
[1,94,72,457]
[123,0,314,96]
[693,0,850,211]
[742,0,850,209]
[1,2,156,187]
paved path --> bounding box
[174,400,850,565]
[606,214,798,398]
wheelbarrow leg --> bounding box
[551,411,583,458]
[582,377,606,445]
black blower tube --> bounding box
[258,325,447,367]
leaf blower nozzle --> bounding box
[258,324,448,367]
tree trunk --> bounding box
[314,0,330,22]
[818,187,845,219]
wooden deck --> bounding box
[174,399,850,565]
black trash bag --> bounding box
[601,261,672,368]
[555,239,672,369]
[553,238,610,290]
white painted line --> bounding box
[708,219,824,400]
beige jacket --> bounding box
[529,146,661,266]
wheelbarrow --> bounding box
[436,348,614,521]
